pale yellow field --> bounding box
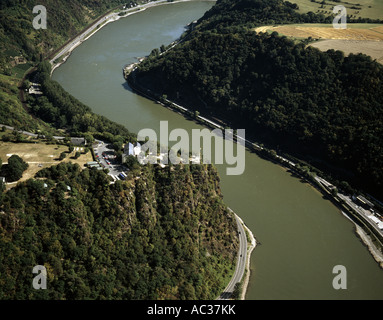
[255,25,383,40]
[255,24,383,62]
[0,142,93,187]
[311,39,383,62]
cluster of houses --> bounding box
[28,82,43,95]
[121,141,201,168]
[122,1,139,9]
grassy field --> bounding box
[0,141,93,188]
[286,0,383,20]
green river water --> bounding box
[52,1,383,299]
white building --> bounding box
[134,142,141,156]
[122,142,141,163]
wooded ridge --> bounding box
[131,0,383,199]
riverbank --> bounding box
[126,63,383,272]
[355,225,383,268]
[49,0,214,75]
[47,0,256,299]
[273,159,383,270]
[340,204,383,269]
[49,4,150,74]
[287,164,383,270]
[338,206,383,268]
[235,214,257,300]
[45,0,383,298]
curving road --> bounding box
[49,0,171,67]
[218,209,248,300]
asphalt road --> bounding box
[49,0,170,65]
[49,12,118,64]
[218,210,247,300]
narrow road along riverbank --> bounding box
[46,0,253,298]
[48,0,383,298]
[49,0,213,74]
[126,65,383,279]
[218,209,257,300]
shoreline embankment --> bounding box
[47,0,256,299]
[46,0,383,298]
[49,0,214,75]
[355,225,383,268]
[235,214,257,300]
[126,65,383,272]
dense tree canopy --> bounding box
[3,155,29,182]
[0,0,243,300]
[0,0,139,135]
[131,0,383,198]
[195,0,381,32]
[0,0,131,73]
[0,162,238,299]
[27,61,136,144]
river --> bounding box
[52,0,383,299]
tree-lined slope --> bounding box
[0,162,238,299]
[131,0,383,198]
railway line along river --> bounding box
[52,0,383,299]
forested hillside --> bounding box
[193,0,381,33]
[0,73,56,133]
[131,0,383,198]
[0,0,128,74]
[0,0,241,300]
[0,0,130,134]
[1,0,139,140]
[27,61,136,144]
[0,162,238,299]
